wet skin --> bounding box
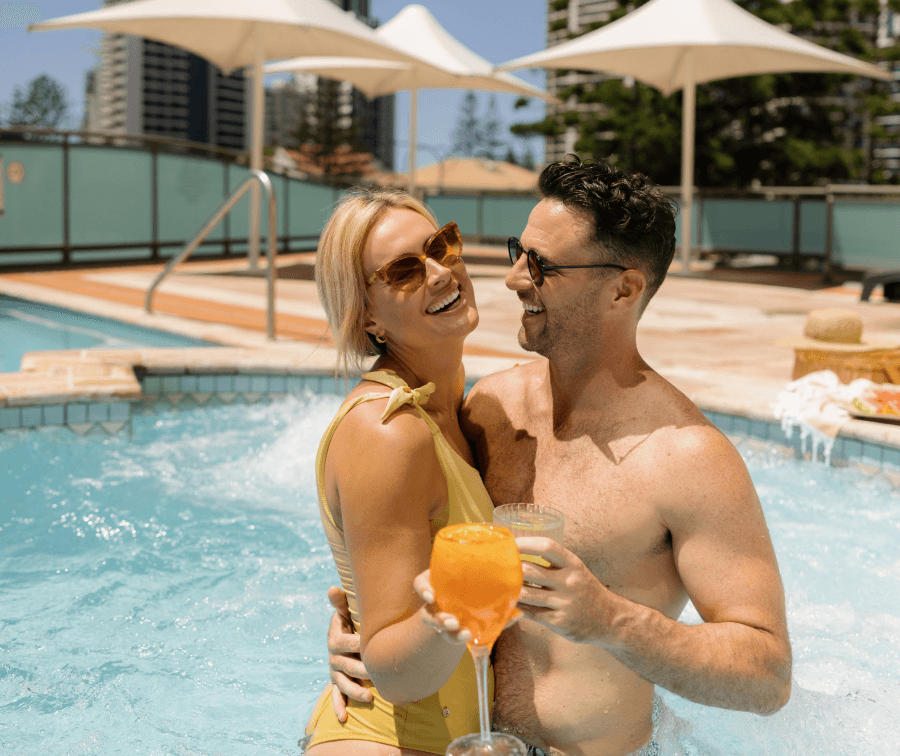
[459,200,790,755]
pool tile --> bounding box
[42,405,65,426]
[732,416,750,436]
[21,406,42,428]
[750,420,770,440]
[152,398,173,413]
[286,376,304,393]
[109,402,131,422]
[180,376,199,393]
[862,443,883,467]
[215,376,234,393]
[161,376,181,394]
[142,376,162,396]
[269,377,286,394]
[882,446,900,470]
[250,376,268,393]
[68,422,93,435]
[843,438,863,462]
[831,436,846,462]
[88,403,110,423]
[0,407,22,430]
[66,404,87,424]
[197,375,216,393]
[234,375,251,393]
[101,421,127,435]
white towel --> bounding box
[772,370,875,464]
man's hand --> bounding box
[326,586,371,722]
[513,537,614,645]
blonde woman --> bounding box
[304,189,495,755]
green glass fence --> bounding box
[832,202,900,268]
[2,137,899,275]
[157,153,228,251]
[0,140,341,266]
[0,144,65,249]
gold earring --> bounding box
[375,334,386,344]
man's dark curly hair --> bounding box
[538,155,677,304]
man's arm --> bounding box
[324,586,371,723]
[515,427,792,715]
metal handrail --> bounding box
[145,169,278,339]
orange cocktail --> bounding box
[430,523,527,755]
[430,523,523,647]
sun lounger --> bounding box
[860,270,900,302]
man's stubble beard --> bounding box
[518,288,601,360]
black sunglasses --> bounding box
[507,237,627,287]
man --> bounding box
[326,156,791,756]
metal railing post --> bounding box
[145,169,278,339]
[823,189,835,284]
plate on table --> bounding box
[851,388,900,424]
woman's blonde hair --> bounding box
[316,188,438,377]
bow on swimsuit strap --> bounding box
[379,382,436,423]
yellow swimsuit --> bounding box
[305,371,496,754]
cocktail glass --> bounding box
[493,503,565,569]
[430,523,528,756]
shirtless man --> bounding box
[325,157,791,756]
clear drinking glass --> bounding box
[493,503,565,568]
[429,523,528,756]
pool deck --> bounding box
[3,247,900,452]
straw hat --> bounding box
[777,308,900,352]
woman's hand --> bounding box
[413,569,522,642]
[412,569,472,644]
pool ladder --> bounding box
[144,169,278,340]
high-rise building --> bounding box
[543,0,900,181]
[874,2,900,179]
[85,0,394,166]
[544,0,622,164]
[85,0,246,150]
[316,0,395,170]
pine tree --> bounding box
[451,91,484,157]
[294,78,363,177]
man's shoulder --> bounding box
[467,359,545,402]
[462,360,545,433]
[635,373,738,461]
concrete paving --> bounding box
[3,247,900,448]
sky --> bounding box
[0,0,550,171]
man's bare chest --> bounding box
[481,428,669,587]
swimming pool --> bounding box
[0,295,215,373]
[1,393,898,754]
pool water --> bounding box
[0,295,214,373]
[1,395,899,755]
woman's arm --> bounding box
[327,402,468,705]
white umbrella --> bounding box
[266,4,558,193]
[498,0,891,271]
[29,0,417,266]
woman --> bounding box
[303,188,495,755]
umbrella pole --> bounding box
[248,24,264,269]
[407,89,418,196]
[680,54,695,275]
